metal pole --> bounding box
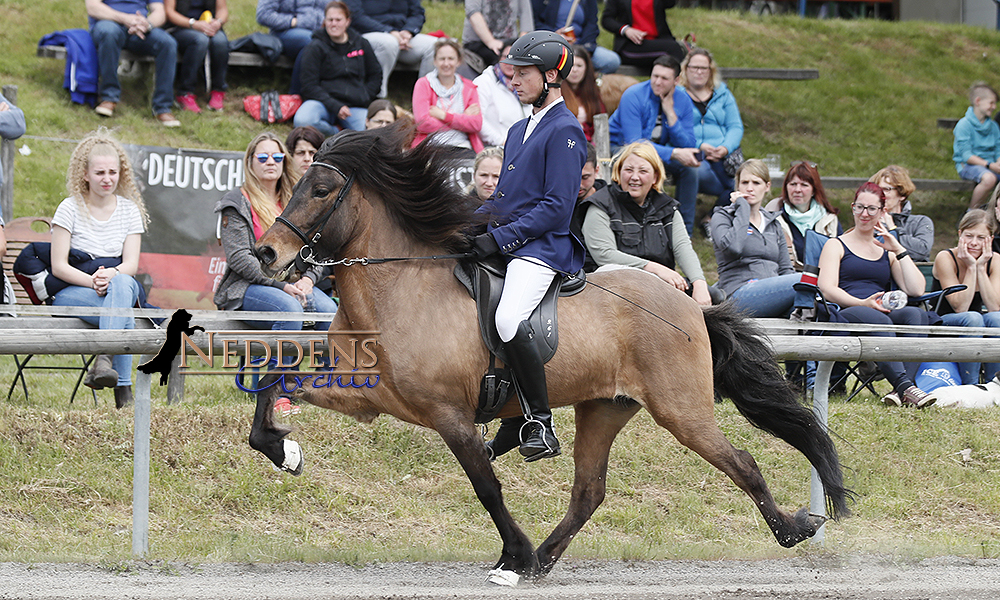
[809,360,832,545]
[799,0,807,17]
[132,371,152,558]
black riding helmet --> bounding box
[501,31,574,107]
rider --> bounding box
[471,31,587,462]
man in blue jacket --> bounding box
[345,0,437,98]
[532,0,620,73]
[471,31,586,463]
[609,54,701,234]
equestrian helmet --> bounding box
[501,30,574,80]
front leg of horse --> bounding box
[436,419,539,585]
[247,371,303,475]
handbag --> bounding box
[723,146,745,178]
[243,90,301,123]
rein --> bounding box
[274,160,356,253]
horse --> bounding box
[248,125,851,583]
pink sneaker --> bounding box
[208,90,225,111]
[175,93,201,113]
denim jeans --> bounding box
[91,20,177,115]
[293,100,367,136]
[276,28,313,94]
[591,46,621,74]
[363,31,436,97]
[696,160,734,208]
[728,273,799,318]
[838,305,930,391]
[52,274,141,387]
[240,283,338,331]
[941,311,1000,383]
[663,161,699,235]
[170,27,229,94]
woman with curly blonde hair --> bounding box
[213,131,337,334]
[53,129,149,409]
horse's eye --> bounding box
[313,187,330,198]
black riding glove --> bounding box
[472,233,501,259]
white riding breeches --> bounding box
[494,256,556,343]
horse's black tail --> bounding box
[703,302,852,520]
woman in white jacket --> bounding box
[473,39,529,146]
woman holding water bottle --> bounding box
[817,181,937,408]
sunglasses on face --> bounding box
[255,152,285,163]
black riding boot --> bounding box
[484,416,527,461]
[505,321,560,462]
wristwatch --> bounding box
[189,17,196,28]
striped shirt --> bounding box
[52,196,145,258]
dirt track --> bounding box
[4,556,1000,599]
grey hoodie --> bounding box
[710,196,794,296]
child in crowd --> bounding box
[953,81,1000,209]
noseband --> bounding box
[273,160,356,267]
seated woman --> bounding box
[677,47,743,220]
[817,182,937,408]
[365,99,398,130]
[601,0,686,69]
[51,130,148,409]
[285,126,324,177]
[214,132,338,335]
[763,160,841,269]
[473,38,529,147]
[710,159,798,317]
[164,0,229,112]
[293,1,382,135]
[932,209,1000,384]
[468,146,504,203]
[563,46,606,142]
[582,141,714,305]
[412,38,483,156]
[255,0,328,93]
[868,165,934,262]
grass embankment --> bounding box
[3,3,1000,563]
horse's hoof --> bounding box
[280,439,304,476]
[486,567,520,587]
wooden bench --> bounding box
[770,175,974,192]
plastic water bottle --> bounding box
[880,290,907,311]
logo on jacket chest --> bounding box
[346,49,364,58]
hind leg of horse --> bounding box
[435,414,539,582]
[665,414,823,548]
[247,372,301,475]
[536,399,641,576]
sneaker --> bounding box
[881,391,901,407]
[273,397,301,417]
[208,90,225,111]
[157,112,181,127]
[95,101,116,117]
[901,385,936,409]
[175,93,201,113]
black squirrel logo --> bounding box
[138,309,205,386]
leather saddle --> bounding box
[454,256,586,423]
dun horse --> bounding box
[249,126,850,583]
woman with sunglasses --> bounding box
[763,160,841,269]
[868,165,934,262]
[817,182,937,408]
[214,131,338,331]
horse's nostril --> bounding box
[256,245,277,266]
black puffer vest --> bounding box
[583,183,679,269]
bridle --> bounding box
[273,160,356,269]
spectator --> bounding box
[256,0,328,93]
[954,81,1000,209]
[285,126,325,177]
[0,93,22,307]
[868,165,934,263]
[678,47,743,227]
[609,54,700,235]
[468,146,503,202]
[582,141,713,305]
[345,0,437,98]
[411,38,483,155]
[365,99,399,129]
[988,190,1000,255]
[710,158,797,317]
[817,182,937,409]
[293,1,382,135]
[601,0,685,70]
[85,0,180,126]
[163,0,229,113]
[532,0,620,73]
[571,142,605,272]
[462,0,533,72]
[563,46,606,142]
[51,130,149,409]
[932,209,1000,385]
[473,38,530,146]
[763,160,841,269]
[214,132,338,334]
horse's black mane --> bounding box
[316,124,479,253]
